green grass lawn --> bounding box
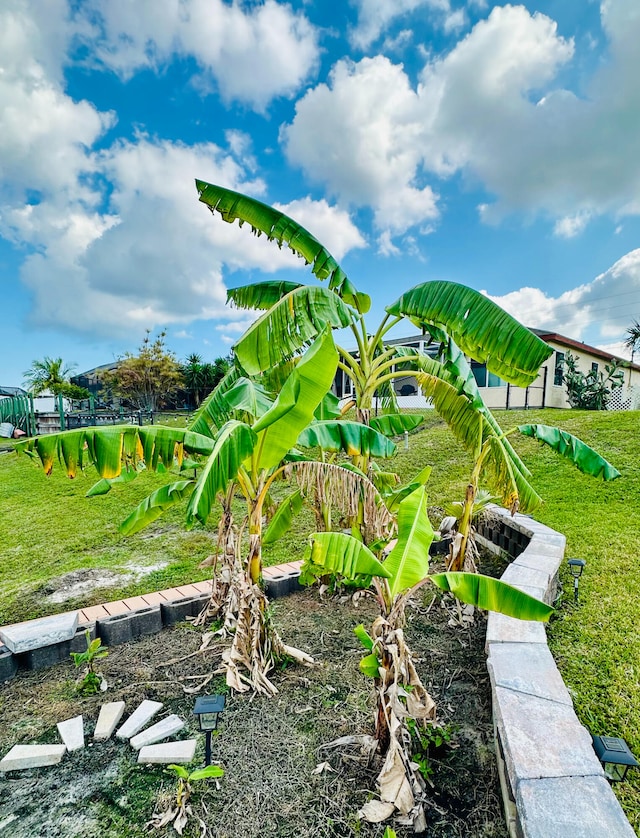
[1,408,639,828]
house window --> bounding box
[471,362,505,388]
[487,371,506,388]
[591,362,599,373]
[554,352,565,386]
[471,360,486,388]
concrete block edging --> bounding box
[478,507,635,838]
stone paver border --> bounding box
[476,507,635,838]
[0,530,634,835]
[0,563,301,681]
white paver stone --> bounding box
[0,744,67,772]
[94,701,126,741]
[116,700,163,740]
[57,715,85,751]
[0,612,79,653]
[137,739,197,765]
[130,714,185,750]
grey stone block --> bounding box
[57,715,85,752]
[528,536,565,558]
[0,611,78,653]
[116,700,163,739]
[264,572,291,598]
[130,606,163,638]
[503,581,549,604]
[0,645,17,682]
[512,551,562,578]
[516,775,636,838]
[130,714,185,749]
[487,643,573,706]
[265,570,301,598]
[486,612,548,649]
[501,563,553,594]
[94,701,126,741]
[97,613,133,646]
[160,595,208,627]
[494,686,603,783]
[20,639,73,670]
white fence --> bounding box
[608,385,640,411]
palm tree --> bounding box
[23,357,76,395]
[181,353,204,407]
[625,319,640,357]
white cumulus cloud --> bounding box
[284,0,640,242]
[282,56,439,237]
[349,0,451,50]
[79,0,320,110]
[485,248,640,346]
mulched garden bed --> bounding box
[0,566,508,838]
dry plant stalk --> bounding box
[287,460,393,542]
[359,611,436,831]
[193,504,313,696]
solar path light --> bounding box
[193,694,225,766]
[592,735,639,782]
[567,558,586,603]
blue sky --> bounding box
[1,0,640,387]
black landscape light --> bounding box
[592,735,639,782]
[567,558,586,602]
[193,694,225,765]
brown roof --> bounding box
[533,330,640,372]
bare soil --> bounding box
[0,569,507,838]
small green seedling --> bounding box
[70,630,108,695]
[149,763,224,834]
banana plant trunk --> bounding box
[248,501,263,584]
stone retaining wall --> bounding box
[477,507,635,838]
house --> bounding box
[333,330,640,411]
[471,330,640,410]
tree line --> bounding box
[22,331,230,412]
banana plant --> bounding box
[196,181,623,576]
[18,329,347,694]
[197,182,549,414]
[304,484,552,829]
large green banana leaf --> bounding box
[384,465,432,512]
[251,327,339,471]
[228,280,302,310]
[297,420,397,458]
[415,368,542,512]
[120,480,195,536]
[17,426,214,479]
[263,489,304,545]
[369,461,401,495]
[86,470,140,497]
[233,285,353,375]
[383,486,434,598]
[189,366,242,436]
[430,572,553,621]
[196,180,370,312]
[370,413,424,437]
[438,336,533,481]
[307,532,391,579]
[314,391,341,421]
[518,424,621,480]
[186,420,257,526]
[387,281,552,387]
[223,377,274,421]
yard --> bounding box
[1,407,639,833]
